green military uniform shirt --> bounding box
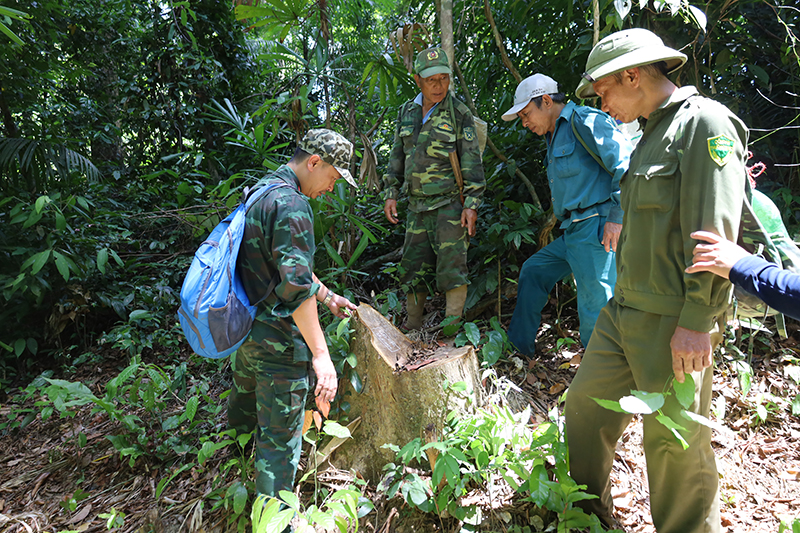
[614,86,748,331]
[382,92,486,212]
[236,164,321,362]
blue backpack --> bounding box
[178,183,285,358]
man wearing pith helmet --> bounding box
[500,73,631,357]
[565,28,747,533]
[382,47,486,329]
[231,128,358,499]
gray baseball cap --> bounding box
[298,128,357,188]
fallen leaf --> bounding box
[570,354,582,365]
[316,397,331,418]
[549,382,566,395]
[302,411,313,436]
[68,503,92,524]
[526,373,537,386]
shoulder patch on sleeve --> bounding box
[464,126,475,142]
[708,135,735,166]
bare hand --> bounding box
[312,354,338,403]
[670,325,712,383]
[685,230,750,280]
[602,221,622,253]
[384,199,399,224]
[327,292,358,319]
[461,208,477,237]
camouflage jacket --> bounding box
[382,92,486,212]
[236,165,320,362]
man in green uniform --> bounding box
[565,29,747,533]
[230,128,358,497]
[382,47,486,329]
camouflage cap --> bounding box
[414,47,451,78]
[298,128,357,188]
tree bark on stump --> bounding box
[330,303,483,482]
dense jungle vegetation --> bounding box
[1,0,799,532]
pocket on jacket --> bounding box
[551,140,580,179]
[426,123,457,158]
[631,160,678,212]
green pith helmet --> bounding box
[575,28,687,99]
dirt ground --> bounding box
[0,310,798,533]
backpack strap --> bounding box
[240,181,291,306]
[570,113,612,176]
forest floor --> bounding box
[0,304,799,533]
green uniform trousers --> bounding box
[399,198,468,293]
[227,340,309,497]
[565,299,721,533]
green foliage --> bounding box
[252,486,373,533]
[379,381,611,532]
[591,375,732,449]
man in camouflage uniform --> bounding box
[382,47,486,328]
[565,29,747,533]
[230,129,358,497]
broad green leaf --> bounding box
[184,396,199,423]
[14,338,26,356]
[97,248,109,274]
[481,338,502,366]
[620,391,665,414]
[681,409,732,435]
[673,373,695,409]
[34,195,50,213]
[590,397,626,413]
[278,490,300,511]
[52,251,70,281]
[463,322,480,346]
[655,413,686,432]
[322,421,351,439]
[129,310,152,322]
[26,337,38,356]
[30,249,51,275]
[232,482,248,515]
[688,5,707,31]
[669,427,689,449]
[336,317,351,338]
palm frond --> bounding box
[0,137,102,191]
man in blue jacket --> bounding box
[501,74,632,355]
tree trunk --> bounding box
[331,304,483,482]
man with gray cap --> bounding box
[231,128,358,498]
[566,29,748,533]
[500,73,631,355]
[382,47,486,329]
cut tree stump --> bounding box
[330,303,483,482]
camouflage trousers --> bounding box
[399,198,468,293]
[227,340,309,497]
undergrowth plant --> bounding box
[378,380,616,532]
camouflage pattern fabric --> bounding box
[398,198,468,292]
[298,128,357,188]
[228,341,309,496]
[382,92,485,213]
[236,165,321,363]
[231,164,320,496]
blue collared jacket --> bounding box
[544,101,632,229]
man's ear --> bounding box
[413,74,422,89]
[623,68,641,87]
[541,94,553,107]
[306,154,322,172]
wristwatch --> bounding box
[322,288,334,306]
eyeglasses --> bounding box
[581,72,597,83]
